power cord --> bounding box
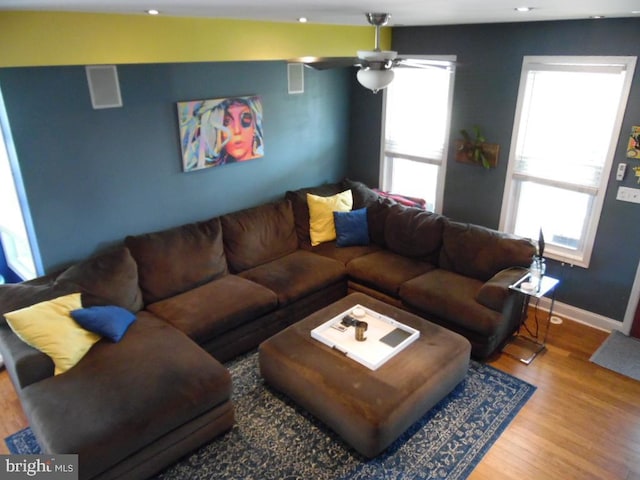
[522,296,541,339]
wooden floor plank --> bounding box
[0,309,638,480]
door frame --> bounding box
[623,258,640,335]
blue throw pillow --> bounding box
[71,306,136,342]
[333,208,370,247]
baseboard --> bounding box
[533,297,620,333]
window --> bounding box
[500,56,636,267]
[380,56,456,212]
[0,89,39,280]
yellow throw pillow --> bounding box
[4,293,101,375]
[307,190,353,246]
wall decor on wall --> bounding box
[455,126,499,169]
[177,95,264,172]
[627,126,640,158]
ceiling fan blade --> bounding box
[289,57,359,70]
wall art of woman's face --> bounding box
[221,102,256,161]
[177,95,264,172]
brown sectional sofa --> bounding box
[287,179,535,358]
[0,179,534,479]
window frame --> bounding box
[0,87,41,280]
[379,55,456,214]
[500,55,637,267]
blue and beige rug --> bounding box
[6,352,535,479]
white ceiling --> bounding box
[0,0,639,26]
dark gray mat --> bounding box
[590,330,640,381]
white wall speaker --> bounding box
[85,65,123,109]
[287,63,304,94]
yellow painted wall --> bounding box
[0,11,392,67]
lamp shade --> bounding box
[356,68,395,93]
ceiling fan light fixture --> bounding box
[357,50,398,62]
[357,67,394,93]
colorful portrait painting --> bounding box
[177,95,264,172]
[627,126,640,159]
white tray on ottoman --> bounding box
[310,304,419,370]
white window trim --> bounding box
[379,55,456,214]
[499,55,637,267]
[0,230,35,280]
[0,88,41,280]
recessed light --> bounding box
[590,15,605,19]
[146,9,159,15]
[515,7,533,12]
[298,17,308,23]
[632,10,640,14]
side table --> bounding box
[501,273,560,364]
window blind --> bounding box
[514,65,626,189]
[384,66,452,161]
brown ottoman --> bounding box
[258,292,471,458]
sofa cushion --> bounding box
[55,246,144,312]
[125,217,228,304]
[439,220,535,281]
[384,205,444,261]
[341,178,381,209]
[20,311,232,480]
[239,250,346,306]
[334,208,369,247]
[285,183,345,248]
[400,269,501,337]
[4,293,101,375]
[220,199,298,273]
[338,178,401,247]
[307,190,353,246]
[146,275,278,345]
[0,280,76,323]
[70,305,137,342]
[347,250,436,297]
[366,195,397,247]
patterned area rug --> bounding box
[5,426,41,455]
[6,352,535,479]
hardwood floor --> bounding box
[478,313,640,480]
[0,360,29,453]
[0,310,639,479]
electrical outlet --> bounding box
[616,186,640,204]
[616,163,627,180]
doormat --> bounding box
[590,330,640,381]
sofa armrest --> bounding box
[0,323,54,390]
[475,267,529,312]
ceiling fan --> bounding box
[293,13,453,93]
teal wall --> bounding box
[3,18,639,322]
[349,18,640,321]
[0,61,351,272]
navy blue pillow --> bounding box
[71,306,136,342]
[333,208,370,247]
